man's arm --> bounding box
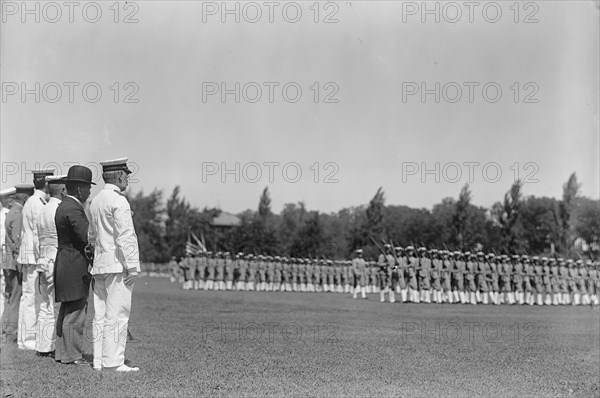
[113,196,140,273]
[68,206,89,248]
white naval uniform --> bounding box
[17,189,46,350]
[36,197,61,353]
[88,183,140,369]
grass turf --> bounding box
[1,277,599,397]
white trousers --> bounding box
[92,273,134,369]
[18,264,39,350]
[36,272,57,353]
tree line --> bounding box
[128,172,598,263]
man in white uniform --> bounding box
[17,168,54,350]
[35,175,66,356]
[88,158,140,372]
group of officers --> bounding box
[0,158,141,372]
[173,245,600,307]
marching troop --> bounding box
[174,245,600,307]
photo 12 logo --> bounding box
[202,82,339,104]
[401,82,539,104]
[1,82,140,104]
[201,322,339,345]
[400,322,540,345]
[201,162,340,184]
[201,1,340,24]
[1,161,140,185]
[401,162,539,184]
[1,1,140,23]
[401,1,540,24]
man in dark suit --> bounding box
[54,166,95,365]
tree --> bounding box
[491,180,525,253]
[165,186,196,259]
[519,196,561,254]
[573,197,600,257]
[258,186,272,218]
[453,184,471,248]
[557,173,581,254]
[129,189,167,263]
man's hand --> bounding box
[124,268,138,286]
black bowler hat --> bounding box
[63,165,96,185]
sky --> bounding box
[1,1,598,214]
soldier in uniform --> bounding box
[587,260,599,306]
[439,250,451,303]
[379,244,396,303]
[88,158,141,372]
[35,175,66,357]
[452,251,466,304]
[557,258,569,305]
[246,255,256,291]
[266,256,275,292]
[352,249,367,299]
[474,252,489,305]
[281,257,290,292]
[257,255,267,291]
[395,247,408,303]
[198,252,208,290]
[190,254,199,290]
[534,256,545,305]
[18,168,54,350]
[224,252,234,290]
[542,257,553,305]
[274,257,283,291]
[430,249,443,304]
[523,256,535,305]
[304,258,313,292]
[575,260,587,305]
[1,186,30,341]
[464,252,477,305]
[549,258,561,305]
[418,247,432,303]
[487,253,500,305]
[405,247,419,303]
[512,255,525,305]
[168,257,178,283]
[366,260,376,294]
[499,255,513,304]
[236,253,247,291]
[205,252,215,290]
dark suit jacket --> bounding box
[54,196,91,302]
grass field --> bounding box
[1,277,599,397]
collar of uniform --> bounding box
[34,189,46,199]
[67,195,82,206]
[104,183,122,193]
[12,202,23,209]
[48,197,62,205]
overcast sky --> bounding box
[1,1,598,214]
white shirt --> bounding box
[17,189,46,264]
[36,197,61,274]
[88,183,140,274]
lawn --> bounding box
[1,277,599,397]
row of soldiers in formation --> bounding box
[171,245,600,306]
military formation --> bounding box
[173,245,600,307]
[0,159,141,372]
